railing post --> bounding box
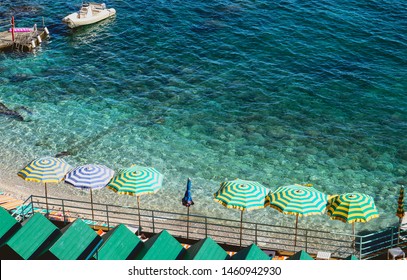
[255,223,258,245]
[30,195,34,216]
[62,199,66,225]
[391,227,394,248]
[359,235,363,260]
[105,205,110,231]
[305,230,308,252]
[152,211,155,233]
[205,217,208,238]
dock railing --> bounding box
[14,195,407,259]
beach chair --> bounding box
[0,195,14,204]
[1,200,24,211]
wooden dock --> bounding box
[0,27,49,52]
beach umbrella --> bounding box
[107,165,163,233]
[64,164,114,225]
[265,184,328,247]
[182,178,194,241]
[327,192,379,248]
[396,186,405,243]
[18,157,72,216]
[213,179,269,248]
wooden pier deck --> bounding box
[0,27,49,52]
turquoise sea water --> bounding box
[0,0,406,233]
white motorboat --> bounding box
[62,2,116,28]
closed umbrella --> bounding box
[327,192,379,248]
[107,165,163,234]
[265,184,328,247]
[182,178,194,241]
[213,179,269,248]
[396,186,405,243]
[65,164,114,225]
[18,157,72,216]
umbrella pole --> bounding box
[44,183,49,217]
[352,223,356,249]
[137,196,141,235]
[398,218,402,245]
[90,189,95,229]
[294,214,299,248]
[240,210,243,249]
[187,207,190,242]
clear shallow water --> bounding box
[0,0,406,233]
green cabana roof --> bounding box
[0,213,61,259]
[95,224,142,260]
[47,219,102,260]
[287,250,314,260]
[184,237,229,260]
[345,255,359,260]
[231,243,270,260]
[0,206,21,247]
[136,230,185,260]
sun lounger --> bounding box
[1,200,24,211]
[0,195,14,204]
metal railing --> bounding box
[12,195,407,259]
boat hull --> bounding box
[62,8,116,28]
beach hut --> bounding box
[287,250,314,260]
[45,219,103,260]
[0,213,61,260]
[345,255,359,260]
[0,206,21,246]
[135,230,185,260]
[94,224,142,260]
[231,243,270,260]
[183,237,229,260]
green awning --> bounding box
[0,213,61,259]
[184,237,229,260]
[287,250,314,260]
[135,230,185,260]
[47,219,102,260]
[95,224,142,260]
[345,255,359,260]
[231,244,270,260]
[0,206,21,247]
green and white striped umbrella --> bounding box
[265,184,328,216]
[327,192,379,247]
[265,184,328,247]
[18,157,72,215]
[327,193,379,224]
[107,165,163,233]
[214,179,269,248]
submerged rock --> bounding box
[0,102,24,121]
[55,151,71,158]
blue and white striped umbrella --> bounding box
[65,164,114,224]
[65,164,114,190]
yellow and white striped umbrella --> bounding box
[327,193,379,224]
[18,157,72,215]
[327,192,379,248]
[214,179,269,248]
[265,184,328,247]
